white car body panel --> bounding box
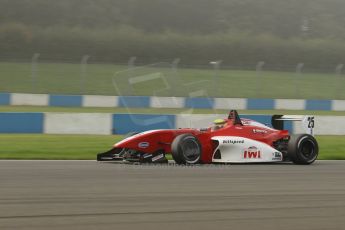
[211,136,283,163]
[241,118,275,130]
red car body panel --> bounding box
[113,118,290,164]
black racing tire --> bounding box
[171,134,202,164]
[288,134,319,165]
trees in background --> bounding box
[0,0,344,69]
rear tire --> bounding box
[288,134,318,165]
[171,134,202,164]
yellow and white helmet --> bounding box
[213,119,226,125]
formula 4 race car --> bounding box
[97,110,318,165]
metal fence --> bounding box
[0,55,344,100]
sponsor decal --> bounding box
[242,120,251,125]
[243,146,261,159]
[223,139,245,144]
[253,129,268,134]
[138,142,150,148]
[143,153,152,159]
[152,154,164,162]
[272,152,282,160]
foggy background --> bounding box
[0,0,344,99]
[1,0,345,67]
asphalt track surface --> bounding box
[0,161,345,230]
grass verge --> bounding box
[1,62,345,99]
[0,134,344,160]
[0,134,122,160]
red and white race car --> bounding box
[97,110,318,165]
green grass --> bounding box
[1,62,344,99]
[317,136,345,160]
[0,134,122,160]
[0,134,344,160]
[2,105,345,116]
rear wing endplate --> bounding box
[272,115,315,136]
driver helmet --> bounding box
[213,118,227,130]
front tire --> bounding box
[288,134,319,165]
[171,134,202,164]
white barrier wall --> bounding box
[293,116,345,135]
[176,114,220,129]
[11,93,49,106]
[150,96,184,108]
[275,99,305,110]
[332,100,345,111]
[82,95,118,107]
[1,112,345,135]
[214,98,247,110]
[44,113,112,135]
[4,92,345,111]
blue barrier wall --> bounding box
[113,114,175,134]
[2,112,345,135]
[118,96,150,108]
[113,114,293,135]
[185,97,214,109]
[247,99,275,110]
[49,95,83,107]
[3,93,345,111]
[0,113,44,133]
[306,100,332,111]
[0,93,10,105]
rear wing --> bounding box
[272,115,315,136]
